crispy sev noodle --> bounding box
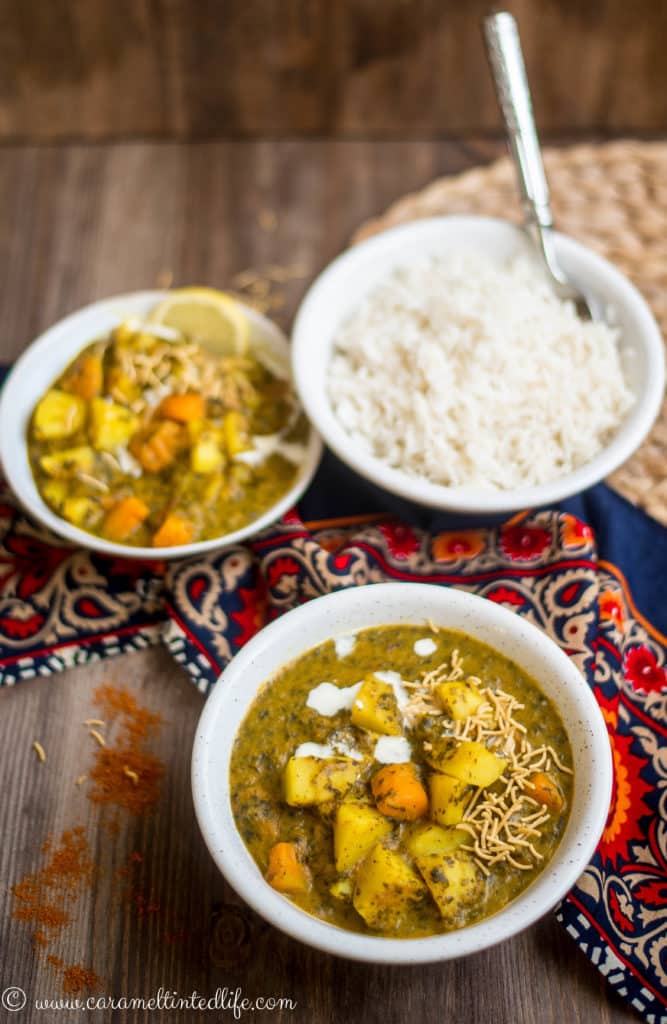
[405,650,573,874]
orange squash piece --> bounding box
[152,513,194,548]
[371,763,429,821]
[525,772,564,813]
[64,354,104,399]
[103,496,149,541]
[265,842,310,894]
[131,420,187,474]
[158,393,206,423]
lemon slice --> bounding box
[149,287,249,356]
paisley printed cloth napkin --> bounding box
[0,451,665,1021]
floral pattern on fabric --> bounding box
[0,483,164,680]
[558,564,667,1020]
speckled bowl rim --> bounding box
[291,215,665,515]
[192,582,612,964]
[0,290,322,560]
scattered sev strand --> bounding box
[83,719,105,728]
[88,730,106,748]
[404,650,573,874]
[32,741,46,763]
[123,766,139,785]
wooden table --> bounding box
[0,141,634,1023]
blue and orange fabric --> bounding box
[0,447,665,1020]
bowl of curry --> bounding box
[192,582,612,963]
[0,291,322,558]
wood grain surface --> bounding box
[2,0,667,140]
[0,140,636,1024]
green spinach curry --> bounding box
[230,624,573,938]
[28,321,307,547]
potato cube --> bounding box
[89,397,139,451]
[429,774,471,826]
[350,675,402,736]
[283,756,359,807]
[316,760,361,801]
[438,741,506,788]
[283,757,320,806]
[334,802,392,872]
[40,446,95,479]
[329,877,354,901]
[265,842,309,894]
[404,823,467,859]
[62,497,99,528]
[223,411,251,456]
[33,390,86,440]
[435,679,484,721]
[415,850,483,924]
[111,321,136,347]
[191,436,225,474]
[106,368,140,405]
[353,844,426,930]
[41,479,68,510]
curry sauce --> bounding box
[230,624,573,938]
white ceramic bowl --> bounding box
[192,582,612,963]
[0,291,322,560]
[292,216,665,515]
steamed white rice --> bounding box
[327,252,633,490]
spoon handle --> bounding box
[482,12,553,232]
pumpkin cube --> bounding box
[525,771,565,813]
[351,675,402,736]
[371,763,429,821]
[334,802,392,872]
[151,513,194,547]
[64,354,103,399]
[265,842,309,894]
[103,496,150,542]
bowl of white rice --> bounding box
[291,216,664,514]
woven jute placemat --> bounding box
[354,140,667,525]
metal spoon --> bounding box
[483,11,603,321]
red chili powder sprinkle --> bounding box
[88,748,165,814]
[11,827,93,938]
[86,685,165,815]
[62,965,103,996]
[93,684,162,746]
[13,686,165,996]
